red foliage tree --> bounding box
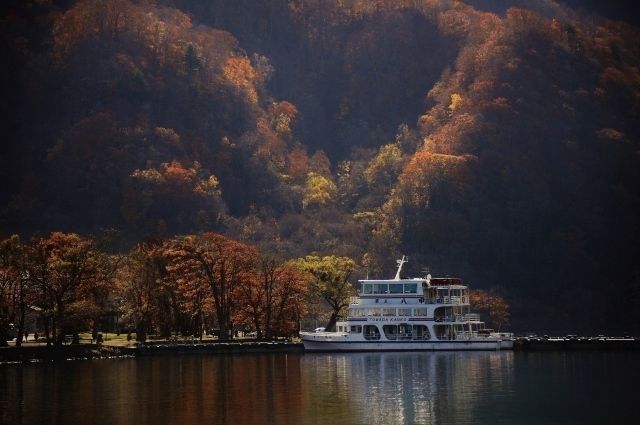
[164,233,258,341]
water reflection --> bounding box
[3,350,637,425]
[300,351,514,425]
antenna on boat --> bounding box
[394,256,407,280]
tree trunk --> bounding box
[136,317,148,342]
[54,300,64,346]
[0,321,9,346]
[15,321,24,348]
[324,312,339,332]
[43,318,51,346]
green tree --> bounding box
[363,143,404,188]
[293,255,356,331]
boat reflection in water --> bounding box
[2,351,513,425]
[6,349,635,424]
[300,351,515,425]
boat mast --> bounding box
[394,256,407,280]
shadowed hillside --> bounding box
[1,0,639,333]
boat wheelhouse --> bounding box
[300,257,513,351]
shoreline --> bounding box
[3,336,639,364]
[514,336,640,351]
[0,341,304,363]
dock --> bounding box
[514,336,640,351]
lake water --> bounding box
[1,350,639,425]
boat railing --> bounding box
[384,333,415,341]
[350,296,361,305]
[455,313,481,322]
[455,331,479,340]
[435,316,456,322]
[434,296,469,305]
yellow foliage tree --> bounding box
[302,172,336,210]
[363,143,404,187]
[448,93,463,111]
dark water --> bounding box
[1,351,639,425]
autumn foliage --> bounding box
[2,0,639,334]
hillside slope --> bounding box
[1,0,638,332]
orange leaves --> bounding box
[397,151,475,208]
[269,101,298,136]
[601,66,634,88]
[469,289,511,330]
[286,147,310,183]
[21,232,115,343]
[233,258,310,338]
[116,233,314,339]
[131,160,220,199]
[51,0,251,94]
[163,233,263,339]
[126,159,225,233]
[192,29,239,74]
[163,160,196,185]
[437,9,472,37]
[597,128,627,142]
[223,56,260,104]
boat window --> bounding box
[434,306,452,322]
[383,324,398,340]
[434,324,454,340]
[412,325,431,340]
[389,283,403,294]
[364,325,380,340]
[363,284,373,294]
[398,308,412,316]
[373,284,388,294]
[349,308,364,317]
[403,283,417,293]
[385,324,432,340]
[413,307,428,316]
[367,308,381,316]
[383,308,396,316]
[350,325,362,333]
[398,323,412,340]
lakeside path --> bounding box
[1,336,304,363]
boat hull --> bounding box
[300,333,512,352]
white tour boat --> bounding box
[300,257,514,351]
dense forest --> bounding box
[1,0,639,334]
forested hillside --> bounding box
[2,0,639,333]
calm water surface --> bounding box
[2,350,638,425]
